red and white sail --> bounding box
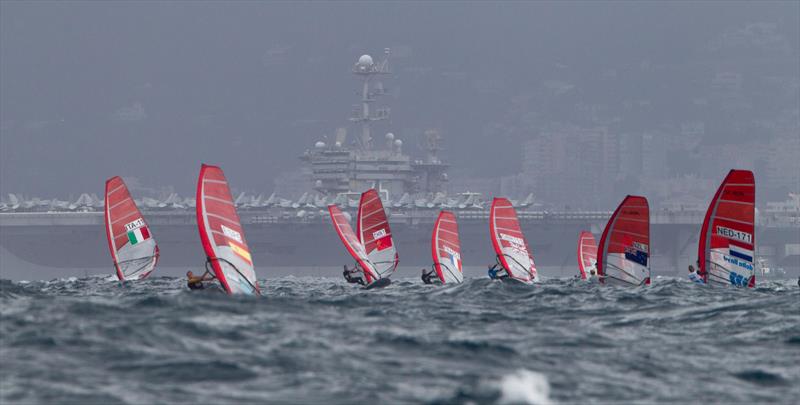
[431,210,463,284]
[597,195,650,286]
[328,204,380,283]
[104,176,159,281]
[698,170,756,287]
[196,164,260,295]
[489,197,537,284]
[356,189,398,280]
[577,231,597,280]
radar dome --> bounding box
[394,139,403,146]
[315,180,323,187]
[315,141,326,149]
[358,54,374,66]
[334,141,342,148]
[385,132,395,140]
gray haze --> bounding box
[1,1,798,208]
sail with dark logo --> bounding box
[698,170,756,287]
[597,195,650,286]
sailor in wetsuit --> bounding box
[587,268,605,283]
[579,260,598,280]
[487,263,509,280]
[421,268,436,284]
[343,264,365,286]
[694,259,706,282]
[687,265,705,284]
[586,260,597,275]
[186,269,215,290]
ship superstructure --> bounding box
[300,49,448,198]
[1,49,798,279]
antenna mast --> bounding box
[351,48,391,150]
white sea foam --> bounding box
[497,369,552,405]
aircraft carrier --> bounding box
[2,50,799,280]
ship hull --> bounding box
[1,220,587,275]
[2,217,797,280]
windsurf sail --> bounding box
[577,231,597,280]
[327,204,380,283]
[489,197,537,284]
[597,195,650,286]
[356,189,398,280]
[431,210,464,284]
[196,164,260,295]
[104,176,159,281]
[698,170,756,287]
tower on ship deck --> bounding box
[300,48,449,199]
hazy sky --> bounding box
[1,1,797,197]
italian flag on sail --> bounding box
[127,226,151,245]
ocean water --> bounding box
[1,276,798,404]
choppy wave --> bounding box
[1,276,799,404]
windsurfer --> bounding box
[584,260,597,277]
[587,268,605,283]
[187,269,215,290]
[688,265,705,284]
[421,268,436,284]
[343,264,365,285]
[694,259,705,280]
[487,263,508,280]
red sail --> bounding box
[698,170,756,287]
[104,176,158,281]
[431,210,464,284]
[577,231,597,280]
[196,164,260,295]
[489,197,537,283]
[356,189,398,279]
[328,204,380,283]
[597,195,650,286]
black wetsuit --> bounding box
[421,270,435,284]
[343,269,365,286]
[187,280,204,290]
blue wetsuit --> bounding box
[488,265,507,280]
